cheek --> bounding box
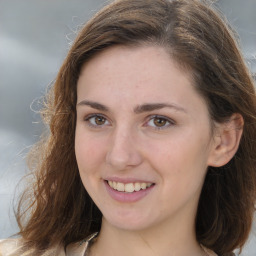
[151,140,208,213]
[145,133,210,185]
[75,133,107,198]
[75,131,106,172]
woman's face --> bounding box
[75,45,217,232]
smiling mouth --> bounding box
[106,180,154,193]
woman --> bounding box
[1,0,255,255]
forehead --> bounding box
[77,45,207,116]
[78,45,191,92]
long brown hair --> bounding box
[15,0,256,255]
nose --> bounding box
[106,127,143,170]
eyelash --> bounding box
[83,114,175,130]
[145,115,175,130]
[84,114,110,128]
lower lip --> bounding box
[104,180,155,203]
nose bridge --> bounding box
[106,123,142,169]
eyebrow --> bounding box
[134,103,187,114]
[77,100,109,111]
[77,100,187,114]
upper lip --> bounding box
[103,177,155,184]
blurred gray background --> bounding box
[0,0,255,254]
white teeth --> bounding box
[108,180,153,193]
[141,183,146,189]
[134,182,141,191]
[116,182,125,192]
[125,183,134,193]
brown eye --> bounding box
[153,117,167,127]
[85,115,110,127]
[95,116,106,125]
[146,115,174,130]
[154,117,167,127]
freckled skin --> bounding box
[75,45,216,234]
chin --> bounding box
[102,208,158,231]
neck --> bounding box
[90,215,205,256]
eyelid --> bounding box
[82,113,175,130]
[84,113,111,128]
[145,115,176,129]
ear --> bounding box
[207,113,244,167]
